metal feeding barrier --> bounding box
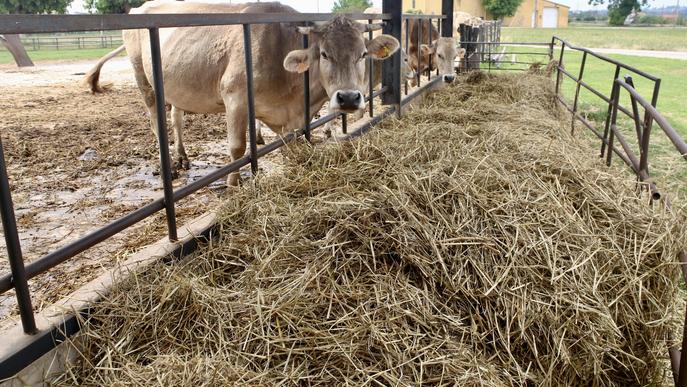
[459,32,687,385]
[1,3,687,385]
[0,0,456,378]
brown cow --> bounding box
[405,19,459,85]
[86,1,399,185]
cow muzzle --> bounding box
[442,74,456,83]
[330,90,365,113]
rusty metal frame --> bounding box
[551,36,687,387]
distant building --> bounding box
[403,0,570,28]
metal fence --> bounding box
[0,35,124,51]
[551,36,687,387]
[0,0,455,378]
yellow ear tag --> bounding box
[296,62,309,73]
[375,45,391,58]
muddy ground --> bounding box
[0,58,342,330]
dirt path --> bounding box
[0,57,334,331]
[583,48,687,60]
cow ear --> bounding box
[421,44,436,55]
[284,49,311,73]
[366,35,400,60]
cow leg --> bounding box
[171,106,190,170]
[255,120,265,145]
[224,95,248,186]
[323,120,333,138]
[130,68,179,179]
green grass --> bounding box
[502,27,687,51]
[0,47,117,65]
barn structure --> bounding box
[403,0,570,27]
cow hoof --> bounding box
[175,156,190,171]
[152,167,179,180]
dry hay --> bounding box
[55,71,687,386]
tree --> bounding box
[0,0,73,67]
[84,0,145,14]
[332,0,372,13]
[589,0,646,25]
[481,0,525,19]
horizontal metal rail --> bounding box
[553,36,660,82]
[0,12,391,34]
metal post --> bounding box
[436,17,441,76]
[148,28,178,242]
[302,32,311,142]
[554,41,565,96]
[606,80,621,167]
[342,114,348,134]
[0,137,37,334]
[368,19,374,118]
[441,0,454,37]
[571,51,587,135]
[382,0,402,117]
[679,306,687,387]
[416,18,422,87]
[426,19,432,81]
[404,18,409,96]
[600,65,621,158]
[243,24,259,176]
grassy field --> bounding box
[502,27,687,51]
[0,47,116,65]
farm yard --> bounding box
[0,59,299,330]
[1,8,687,387]
[52,71,687,386]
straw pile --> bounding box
[57,71,686,386]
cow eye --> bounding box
[320,51,328,60]
[361,52,368,60]
[438,54,444,60]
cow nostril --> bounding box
[336,93,345,104]
[354,92,362,102]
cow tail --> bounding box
[83,44,126,93]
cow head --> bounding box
[421,37,459,83]
[401,50,417,81]
[283,16,399,114]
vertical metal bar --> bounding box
[441,0,454,37]
[341,114,348,134]
[302,32,311,142]
[549,36,555,61]
[606,81,620,167]
[554,41,565,96]
[571,51,587,135]
[404,18,409,95]
[426,19,432,81]
[243,24,258,176]
[679,306,687,387]
[600,65,621,158]
[624,76,643,146]
[0,137,37,334]
[416,18,422,87]
[148,28,178,242]
[436,17,441,76]
[382,0,402,117]
[368,18,374,118]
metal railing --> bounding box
[0,35,124,51]
[0,0,456,378]
[551,36,687,387]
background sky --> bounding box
[67,0,682,15]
